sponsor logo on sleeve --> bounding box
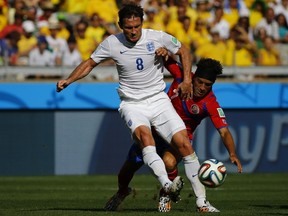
[217,108,226,117]
[171,37,178,45]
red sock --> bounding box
[168,168,178,181]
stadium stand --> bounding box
[0,0,288,81]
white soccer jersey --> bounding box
[90,29,181,100]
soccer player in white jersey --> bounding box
[56,3,204,208]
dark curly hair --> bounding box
[118,3,144,27]
[195,58,223,82]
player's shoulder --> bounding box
[101,33,126,48]
[204,90,217,103]
[203,90,224,111]
[107,33,122,41]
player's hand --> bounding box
[177,81,193,100]
[155,47,169,61]
[56,80,69,92]
[230,155,243,173]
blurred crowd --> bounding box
[0,0,288,70]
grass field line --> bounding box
[0,174,287,216]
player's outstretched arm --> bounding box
[56,58,98,92]
[219,127,243,173]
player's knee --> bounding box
[163,152,177,172]
[133,126,155,148]
[171,130,193,156]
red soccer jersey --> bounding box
[165,58,228,140]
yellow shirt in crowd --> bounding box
[61,0,88,14]
[223,9,239,29]
[85,0,118,23]
[224,47,254,66]
[85,26,106,44]
[76,36,96,60]
[17,36,37,55]
[258,49,279,66]
[195,41,227,64]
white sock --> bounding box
[142,146,171,188]
[183,152,206,207]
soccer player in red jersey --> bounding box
[104,57,243,213]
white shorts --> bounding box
[118,91,186,143]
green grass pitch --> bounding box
[0,173,287,216]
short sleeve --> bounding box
[161,32,182,55]
[90,38,111,64]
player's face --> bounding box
[193,77,213,98]
[121,16,142,43]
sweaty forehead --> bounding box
[122,16,142,25]
[129,15,138,20]
[194,76,213,84]
[124,16,141,21]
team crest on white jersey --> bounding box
[146,42,155,52]
[191,104,199,114]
